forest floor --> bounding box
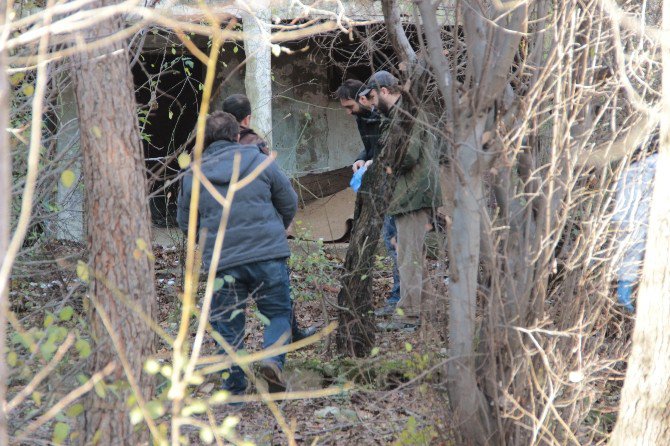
[7,234,454,445]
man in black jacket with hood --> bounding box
[336,79,401,313]
[177,111,296,395]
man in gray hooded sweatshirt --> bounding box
[177,111,297,395]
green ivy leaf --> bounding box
[90,126,102,139]
[199,427,214,444]
[209,390,230,404]
[40,340,57,361]
[22,83,35,96]
[129,406,143,425]
[146,400,165,419]
[144,359,161,375]
[52,422,70,445]
[76,261,89,283]
[213,278,224,291]
[59,306,74,321]
[76,339,91,358]
[66,403,85,417]
[94,380,106,398]
[43,313,54,328]
[181,400,207,416]
[60,170,76,188]
[177,152,191,169]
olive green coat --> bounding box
[383,107,443,216]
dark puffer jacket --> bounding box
[177,140,297,271]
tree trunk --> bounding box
[71,1,157,443]
[446,118,496,446]
[336,92,419,356]
[242,5,273,148]
[609,1,670,443]
[0,2,10,440]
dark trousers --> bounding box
[210,258,292,393]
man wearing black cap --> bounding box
[360,71,443,330]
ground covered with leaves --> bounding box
[7,235,454,445]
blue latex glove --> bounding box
[350,165,367,192]
[617,280,635,313]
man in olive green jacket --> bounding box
[359,71,442,329]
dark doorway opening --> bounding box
[133,48,205,227]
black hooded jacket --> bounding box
[354,109,383,162]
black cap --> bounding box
[358,70,399,97]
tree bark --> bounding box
[609,1,670,443]
[71,1,157,443]
[446,118,497,446]
[242,4,273,148]
[0,1,11,439]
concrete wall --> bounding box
[52,83,84,241]
[212,44,363,176]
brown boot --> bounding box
[259,361,286,393]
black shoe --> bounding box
[374,302,397,317]
[259,361,286,393]
[376,318,419,332]
[292,325,318,342]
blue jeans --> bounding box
[210,259,292,394]
[383,216,400,304]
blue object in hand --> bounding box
[350,165,367,192]
[617,280,635,313]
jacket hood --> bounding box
[199,140,264,185]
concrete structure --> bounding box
[53,83,85,241]
[55,0,456,237]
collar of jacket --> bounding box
[239,125,256,136]
[356,108,381,124]
[204,139,239,154]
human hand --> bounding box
[352,160,366,173]
[364,160,373,168]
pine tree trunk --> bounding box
[609,1,670,443]
[71,2,157,443]
[0,3,11,440]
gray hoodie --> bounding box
[177,140,297,271]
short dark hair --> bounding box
[335,79,365,101]
[204,111,239,146]
[222,94,251,122]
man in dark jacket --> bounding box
[359,71,442,330]
[222,93,316,341]
[335,79,401,312]
[177,111,297,394]
[222,93,270,155]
